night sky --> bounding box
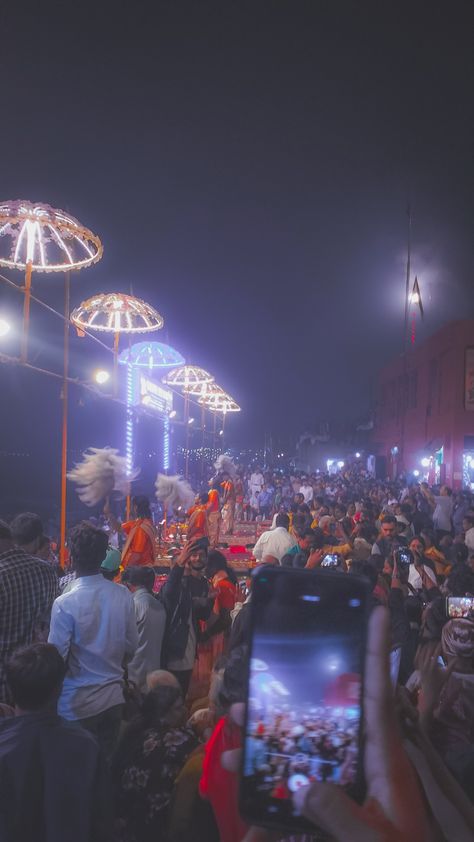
[1,2,473,467]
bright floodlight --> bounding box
[0,200,102,272]
[188,417,195,425]
[337,460,345,468]
[94,369,110,385]
[118,341,185,368]
[70,293,164,334]
[162,365,214,391]
[169,409,177,419]
[355,452,361,459]
[410,291,420,305]
[421,457,430,468]
[0,317,11,337]
[413,469,420,477]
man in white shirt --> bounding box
[252,513,297,563]
[463,515,474,553]
[432,486,454,537]
[249,467,264,497]
[299,479,314,505]
[49,522,138,763]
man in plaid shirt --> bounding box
[0,519,58,704]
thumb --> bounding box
[293,783,380,842]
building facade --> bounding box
[372,320,474,489]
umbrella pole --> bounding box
[184,393,190,479]
[20,261,33,363]
[113,331,120,396]
[59,272,70,568]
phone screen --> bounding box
[321,553,339,567]
[240,568,369,833]
[446,596,474,619]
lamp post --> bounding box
[199,390,241,454]
[117,341,185,483]
[162,366,214,478]
[0,200,103,568]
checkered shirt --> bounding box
[0,548,58,703]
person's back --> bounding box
[0,519,57,704]
[0,643,108,842]
[50,575,137,719]
[48,522,137,762]
[122,567,167,690]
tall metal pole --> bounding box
[59,272,70,568]
[400,205,412,475]
[20,261,33,363]
[184,392,190,479]
[403,205,412,353]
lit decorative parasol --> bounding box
[118,341,185,369]
[0,200,102,272]
[162,366,214,478]
[71,293,164,393]
[201,389,241,450]
[162,365,214,390]
[118,342,185,482]
[0,200,104,569]
[0,199,103,363]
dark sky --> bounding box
[1,0,473,447]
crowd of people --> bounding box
[1,464,474,841]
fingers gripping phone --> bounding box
[446,596,474,619]
[240,567,370,834]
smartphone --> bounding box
[321,553,339,567]
[395,548,412,567]
[446,596,474,619]
[240,567,370,834]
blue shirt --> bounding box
[49,574,138,720]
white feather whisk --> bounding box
[213,453,237,478]
[67,447,139,506]
[155,474,195,510]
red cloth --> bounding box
[207,489,220,513]
[199,716,249,842]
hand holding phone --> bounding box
[240,567,370,834]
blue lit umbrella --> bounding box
[118,341,185,369]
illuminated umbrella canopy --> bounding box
[200,388,241,413]
[162,365,214,391]
[118,341,185,369]
[70,293,164,334]
[0,200,102,271]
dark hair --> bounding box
[451,543,469,566]
[446,563,474,596]
[114,682,182,771]
[463,515,474,528]
[69,521,109,573]
[381,515,398,526]
[206,550,238,584]
[132,495,152,518]
[410,534,426,549]
[219,645,247,709]
[296,528,315,541]
[5,643,66,709]
[275,513,290,530]
[0,520,12,541]
[121,566,155,591]
[311,527,325,550]
[350,560,378,590]
[199,492,209,505]
[10,512,43,546]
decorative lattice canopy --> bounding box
[0,200,102,272]
[162,365,214,391]
[118,341,185,368]
[70,293,164,334]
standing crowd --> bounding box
[1,466,474,841]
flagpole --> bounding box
[400,205,411,476]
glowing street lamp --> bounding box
[94,369,111,385]
[71,293,164,393]
[0,317,11,337]
[0,200,102,363]
[200,390,241,451]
